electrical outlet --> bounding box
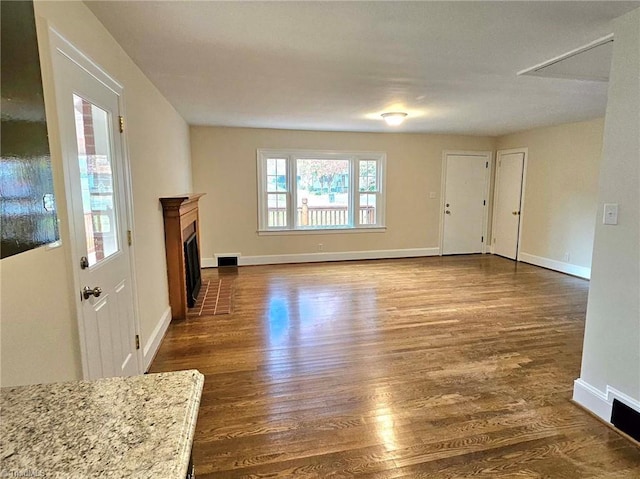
[563,252,570,262]
[318,243,323,251]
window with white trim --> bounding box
[257,149,386,232]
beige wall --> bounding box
[0,1,192,386]
[577,8,640,410]
[190,126,495,260]
[497,118,604,272]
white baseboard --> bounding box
[573,378,640,423]
[518,252,591,279]
[201,257,217,268]
[142,306,172,371]
[202,247,439,268]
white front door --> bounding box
[52,41,140,380]
[492,150,526,260]
[442,153,490,255]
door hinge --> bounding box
[481,236,484,243]
[483,200,486,206]
[135,334,140,350]
[485,161,488,168]
[118,115,125,133]
[127,230,132,246]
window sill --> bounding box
[257,226,387,236]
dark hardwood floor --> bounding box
[150,255,640,478]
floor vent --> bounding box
[611,399,640,442]
[217,256,238,267]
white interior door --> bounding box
[442,153,490,255]
[53,44,139,380]
[492,150,526,260]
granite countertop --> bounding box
[0,369,204,478]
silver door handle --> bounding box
[82,286,102,299]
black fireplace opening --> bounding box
[184,232,201,308]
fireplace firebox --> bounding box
[184,231,201,308]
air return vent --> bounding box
[217,256,238,267]
[518,35,613,82]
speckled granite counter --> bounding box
[1,369,204,478]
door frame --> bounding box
[48,28,143,378]
[439,150,493,255]
[491,147,528,260]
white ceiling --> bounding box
[86,1,640,136]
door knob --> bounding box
[82,286,102,299]
[445,210,451,215]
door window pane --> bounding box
[73,94,118,266]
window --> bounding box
[257,149,386,232]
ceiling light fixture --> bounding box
[381,112,408,126]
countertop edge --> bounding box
[175,371,205,478]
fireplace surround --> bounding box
[160,193,205,320]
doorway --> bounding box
[50,31,141,379]
[440,151,492,255]
[492,148,527,260]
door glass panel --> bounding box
[73,94,118,266]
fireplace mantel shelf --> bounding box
[160,193,205,321]
[160,193,206,212]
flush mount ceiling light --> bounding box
[381,112,408,126]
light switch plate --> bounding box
[603,203,618,225]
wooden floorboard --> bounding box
[149,255,640,478]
